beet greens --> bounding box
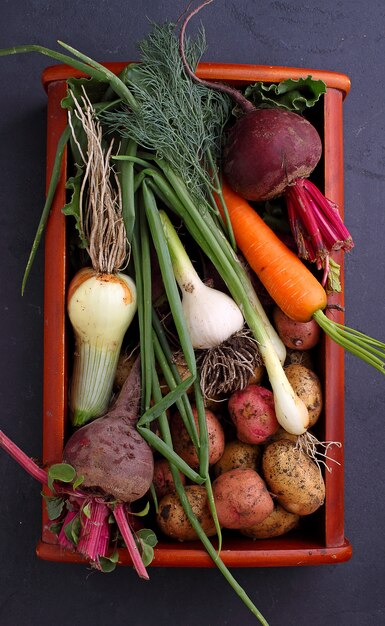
[178,0,354,285]
[0,360,155,577]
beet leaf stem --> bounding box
[77,499,110,565]
[113,503,149,580]
[0,430,48,485]
[178,0,255,114]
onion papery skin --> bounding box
[67,267,137,427]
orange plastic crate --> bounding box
[36,62,352,567]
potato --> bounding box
[170,406,225,469]
[213,439,261,477]
[152,459,186,499]
[284,348,314,370]
[113,350,136,390]
[262,440,325,515]
[156,485,216,541]
[248,363,265,386]
[228,385,279,444]
[284,363,323,428]
[241,503,300,539]
[204,394,227,412]
[267,426,298,445]
[273,306,321,350]
[158,351,193,396]
[212,468,274,529]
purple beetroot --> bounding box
[0,358,154,578]
[179,0,354,283]
[63,357,154,503]
[222,108,322,202]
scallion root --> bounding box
[68,87,128,273]
[198,328,262,399]
[295,431,342,473]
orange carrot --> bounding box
[216,178,327,322]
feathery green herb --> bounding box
[102,22,232,206]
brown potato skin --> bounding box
[248,364,265,386]
[273,306,321,350]
[113,351,136,390]
[212,468,274,529]
[284,363,323,428]
[159,351,193,396]
[262,440,325,515]
[156,485,216,541]
[284,348,314,370]
[241,503,300,539]
[213,440,261,477]
[267,426,298,445]
[170,407,225,469]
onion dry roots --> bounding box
[198,329,262,399]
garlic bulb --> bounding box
[181,280,244,349]
[160,211,244,350]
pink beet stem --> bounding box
[285,177,354,285]
[321,255,330,287]
[287,194,317,262]
[178,0,255,114]
[307,196,338,245]
[77,499,110,564]
[0,430,48,485]
[113,503,149,580]
[99,506,111,559]
[286,181,327,260]
[302,179,354,248]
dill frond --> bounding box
[101,22,232,204]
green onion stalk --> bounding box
[146,352,268,626]
[131,214,202,485]
[132,162,309,436]
[0,37,278,622]
[127,177,267,623]
[139,181,222,545]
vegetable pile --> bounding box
[1,1,384,624]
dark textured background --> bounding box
[0,1,384,625]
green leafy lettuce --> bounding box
[244,76,326,112]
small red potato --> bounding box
[228,385,279,444]
[170,406,225,469]
[212,468,274,529]
[152,459,186,499]
[273,306,321,350]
